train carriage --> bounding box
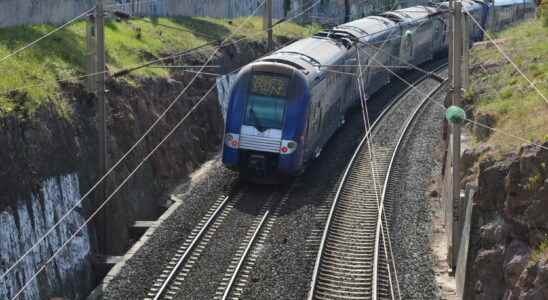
[223,35,352,178]
[334,16,400,97]
[221,0,534,181]
[491,0,536,30]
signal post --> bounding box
[446,0,465,272]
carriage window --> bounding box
[245,74,290,130]
[244,95,286,130]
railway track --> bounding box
[145,183,293,300]
[215,184,294,300]
[145,193,239,300]
[308,65,448,300]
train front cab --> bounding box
[222,62,309,179]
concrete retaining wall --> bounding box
[0,0,422,28]
[0,0,95,28]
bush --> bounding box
[542,0,548,27]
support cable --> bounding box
[3,1,325,294]
[465,11,548,105]
[3,0,322,95]
[1,0,269,284]
[0,8,94,64]
[364,50,548,153]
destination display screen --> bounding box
[250,74,289,98]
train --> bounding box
[222,0,535,180]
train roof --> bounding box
[257,36,348,78]
[381,5,440,22]
[494,0,532,6]
[461,0,484,11]
[334,16,397,40]
[438,0,484,11]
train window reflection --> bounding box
[244,95,286,130]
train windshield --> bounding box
[244,74,289,131]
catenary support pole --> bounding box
[264,0,273,51]
[446,0,455,272]
[463,13,470,90]
[96,0,109,254]
[450,0,464,272]
[86,14,97,93]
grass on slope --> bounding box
[0,17,321,119]
[468,19,548,153]
[529,237,548,266]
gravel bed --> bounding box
[238,61,448,300]
[388,85,448,299]
[172,185,283,299]
[100,60,448,300]
[101,159,239,299]
[238,109,364,300]
[371,67,449,147]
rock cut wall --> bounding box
[0,173,93,300]
[465,143,548,299]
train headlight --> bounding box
[280,140,297,155]
[225,133,240,149]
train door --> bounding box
[344,57,358,107]
[432,16,446,55]
[365,41,389,96]
[399,25,414,66]
[304,99,321,160]
[415,19,434,64]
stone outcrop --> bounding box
[0,174,93,300]
[0,39,273,299]
[466,142,548,300]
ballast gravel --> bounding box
[99,60,448,300]
[388,85,448,299]
[100,159,239,300]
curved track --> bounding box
[308,65,448,300]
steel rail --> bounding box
[308,63,448,300]
[372,74,449,300]
[149,195,231,300]
[220,210,271,300]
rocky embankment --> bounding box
[0,37,280,299]
[464,142,548,299]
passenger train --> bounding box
[222,0,535,180]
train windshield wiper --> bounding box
[249,108,265,132]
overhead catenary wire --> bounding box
[4,0,425,96]
[2,0,321,95]
[1,0,270,285]
[146,68,220,77]
[0,7,95,64]
[9,36,300,300]
[465,11,548,105]
[352,1,405,295]
[4,0,326,293]
[363,47,548,152]
[355,45,391,300]
[10,85,218,300]
[356,33,401,300]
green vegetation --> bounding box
[526,170,543,192]
[0,17,321,119]
[542,0,548,27]
[529,237,548,265]
[469,19,548,153]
